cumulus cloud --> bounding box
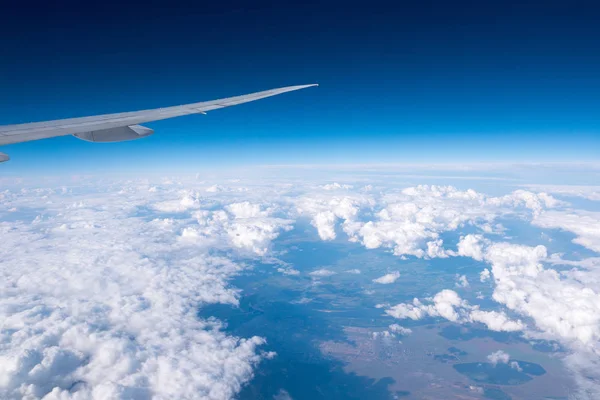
[181,202,293,256]
[321,183,353,190]
[278,267,300,276]
[302,185,558,259]
[371,330,396,340]
[388,324,412,336]
[1,173,596,398]
[457,234,488,261]
[309,269,336,277]
[468,309,525,332]
[480,268,491,282]
[474,239,600,346]
[455,274,469,288]
[385,290,524,332]
[510,361,523,371]
[293,180,599,396]
[487,350,510,365]
[152,190,203,212]
[445,234,600,396]
[298,195,367,241]
[0,182,286,399]
[371,325,412,340]
[373,271,400,284]
[311,211,337,240]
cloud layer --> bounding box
[0,182,290,399]
[1,174,599,398]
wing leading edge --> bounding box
[0,84,318,156]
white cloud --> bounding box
[321,183,353,190]
[311,211,337,240]
[1,172,597,398]
[371,330,396,339]
[388,324,412,336]
[455,274,469,288]
[226,201,267,219]
[385,290,523,332]
[298,195,367,241]
[468,309,525,332]
[510,361,523,372]
[480,268,491,282]
[278,267,300,276]
[373,271,400,284]
[182,203,293,256]
[457,234,488,261]
[0,182,288,400]
[305,185,558,259]
[482,242,600,346]
[309,269,336,277]
[533,210,600,253]
[345,269,361,274]
[427,239,451,258]
[487,350,510,366]
[449,236,600,396]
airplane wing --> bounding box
[0,84,317,162]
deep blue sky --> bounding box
[1,0,599,174]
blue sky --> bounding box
[1,0,599,174]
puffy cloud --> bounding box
[371,325,412,340]
[373,271,400,284]
[309,269,336,277]
[226,201,267,219]
[297,195,368,241]
[480,269,491,282]
[388,324,412,336]
[345,269,361,274]
[455,274,469,288]
[427,239,451,258]
[385,290,523,332]
[308,185,558,259]
[450,237,600,396]
[1,174,594,398]
[468,310,525,332]
[371,330,396,340]
[487,350,510,366]
[386,290,464,323]
[182,203,293,256]
[321,183,353,190]
[293,180,598,396]
[0,182,286,399]
[311,211,337,240]
[510,361,523,372]
[482,242,600,346]
[457,234,488,261]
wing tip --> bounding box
[289,83,319,90]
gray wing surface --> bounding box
[0,84,317,147]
